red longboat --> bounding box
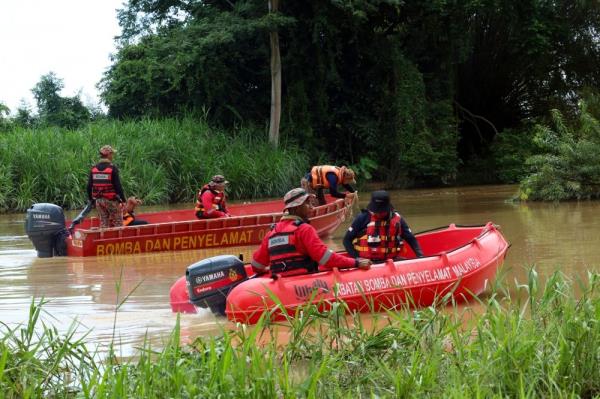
[26,195,354,257]
[169,223,509,323]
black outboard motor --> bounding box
[186,255,248,315]
[25,203,68,258]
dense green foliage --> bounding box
[0,118,306,212]
[1,271,599,397]
[32,73,92,130]
[97,0,600,186]
[0,102,10,130]
[519,101,600,201]
[1,74,97,132]
[490,127,537,183]
[2,1,599,191]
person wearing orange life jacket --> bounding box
[195,175,231,219]
[123,196,148,226]
[251,187,372,277]
[343,190,424,262]
[87,145,126,228]
[300,165,357,206]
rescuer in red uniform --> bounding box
[87,145,126,228]
[195,175,231,219]
[251,187,372,277]
[343,190,424,262]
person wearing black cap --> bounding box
[343,190,424,261]
[194,175,231,219]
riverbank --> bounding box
[2,271,598,398]
[0,118,307,212]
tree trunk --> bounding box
[268,0,281,148]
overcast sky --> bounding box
[0,0,123,114]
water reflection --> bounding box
[1,185,599,353]
[0,244,255,356]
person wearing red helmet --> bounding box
[251,187,372,277]
[87,145,126,228]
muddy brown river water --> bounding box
[1,185,599,355]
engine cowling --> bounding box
[186,255,248,315]
[24,203,68,258]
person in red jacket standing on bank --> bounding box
[251,187,372,277]
[195,175,231,219]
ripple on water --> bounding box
[0,249,37,268]
[0,234,28,241]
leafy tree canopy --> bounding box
[32,72,91,130]
[101,0,600,186]
[0,102,11,132]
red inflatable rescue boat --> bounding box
[25,195,354,257]
[170,223,509,323]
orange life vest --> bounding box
[266,221,318,276]
[310,165,342,189]
[354,212,403,261]
[123,211,135,226]
[91,165,117,200]
[194,184,226,213]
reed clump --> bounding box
[0,119,307,212]
[1,271,599,398]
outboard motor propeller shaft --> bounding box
[25,203,68,257]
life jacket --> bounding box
[354,211,403,261]
[310,165,342,189]
[266,220,318,276]
[91,164,117,200]
[194,184,226,213]
[123,210,135,226]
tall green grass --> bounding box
[0,299,98,398]
[0,119,308,212]
[2,271,599,397]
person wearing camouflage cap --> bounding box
[301,165,357,206]
[251,188,371,277]
[195,175,231,219]
[99,145,116,157]
[87,145,126,228]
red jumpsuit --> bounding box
[195,186,229,219]
[251,215,356,275]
